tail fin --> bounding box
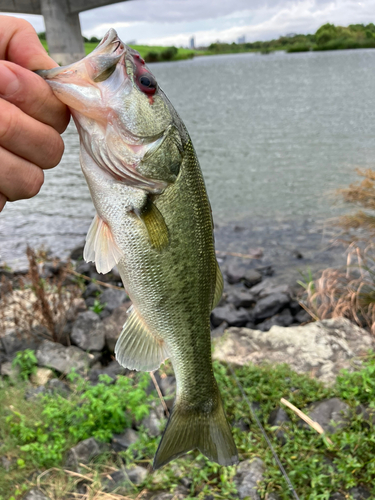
[153,393,238,469]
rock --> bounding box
[243,269,262,288]
[234,457,265,500]
[295,309,311,323]
[89,359,127,384]
[252,293,290,321]
[356,404,375,425]
[306,398,350,434]
[126,465,148,484]
[227,289,255,309]
[70,244,84,260]
[65,297,87,322]
[46,378,70,396]
[348,487,371,499]
[100,288,127,313]
[70,311,105,351]
[251,280,291,299]
[213,318,374,385]
[142,410,163,437]
[103,466,147,492]
[159,376,176,396]
[211,305,250,327]
[1,455,11,471]
[83,282,102,299]
[0,361,19,379]
[0,328,45,356]
[257,308,294,331]
[102,302,131,352]
[30,368,55,386]
[75,261,91,275]
[22,489,51,500]
[211,321,228,338]
[268,407,290,426]
[25,386,46,400]
[65,438,108,471]
[226,264,246,284]
[36,340,92,374]
[112,429,139,452]
[151,494,173,500]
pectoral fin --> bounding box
[115,306,169,371]
[212,262,224,310]
[83,214,123,274]
[138,199,169,251]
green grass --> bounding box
[1,356,375,499]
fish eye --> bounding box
[138,74,157,95]
[94,64,117,83]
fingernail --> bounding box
[0,193,7,212]
[0,65,20,97]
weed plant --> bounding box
[1,357,375,499]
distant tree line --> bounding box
[37,32,101,44]
[208,22,375,54]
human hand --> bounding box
[0,16,70,212]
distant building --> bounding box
[189,36,195,49]
[237,35,246,44]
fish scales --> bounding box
[37,29,238,469]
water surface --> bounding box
[1,49,375,268]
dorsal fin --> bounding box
[115,306,169,372]
[83,214,123,274]
[212,262,224,310]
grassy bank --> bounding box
[39,39,196,63]
[1,354,375,499]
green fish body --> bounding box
[37,29,238,469]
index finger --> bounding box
[0,16,57,70]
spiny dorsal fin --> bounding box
[212,261,224,310]
[83,214,123,274]
[139,199,169,251]
[115,306,169,372]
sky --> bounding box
[2,0,375,47]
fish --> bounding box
[37,29,238,469]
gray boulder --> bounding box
[112,428,139,452]
[100,288,127,313]
[234,457,265,500]
[252,293,290,321]
[306,398,350,434]
[70,310,105,351]
[65,437,108,471]
[211,305,250,327]
[22,489,51,500]
[142,410,163,437]
[103,466,148,492]
[1,327,46,356]
[257,308,293,331]
[213,318,374,385]
[243,269,262,288]
[102,302,131,353]
[36,340,93,374]
[227,289,255,309]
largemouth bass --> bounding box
[37,30,238,469]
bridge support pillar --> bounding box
[41,0,85,66]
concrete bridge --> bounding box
[0,0,131,65]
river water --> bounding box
[1,49,375,273]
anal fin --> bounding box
[115,307,169,372]
[83,214,123,274]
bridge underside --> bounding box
[0,0,129,65]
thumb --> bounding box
[1,17,58,70]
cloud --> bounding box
[1,0,375,47]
